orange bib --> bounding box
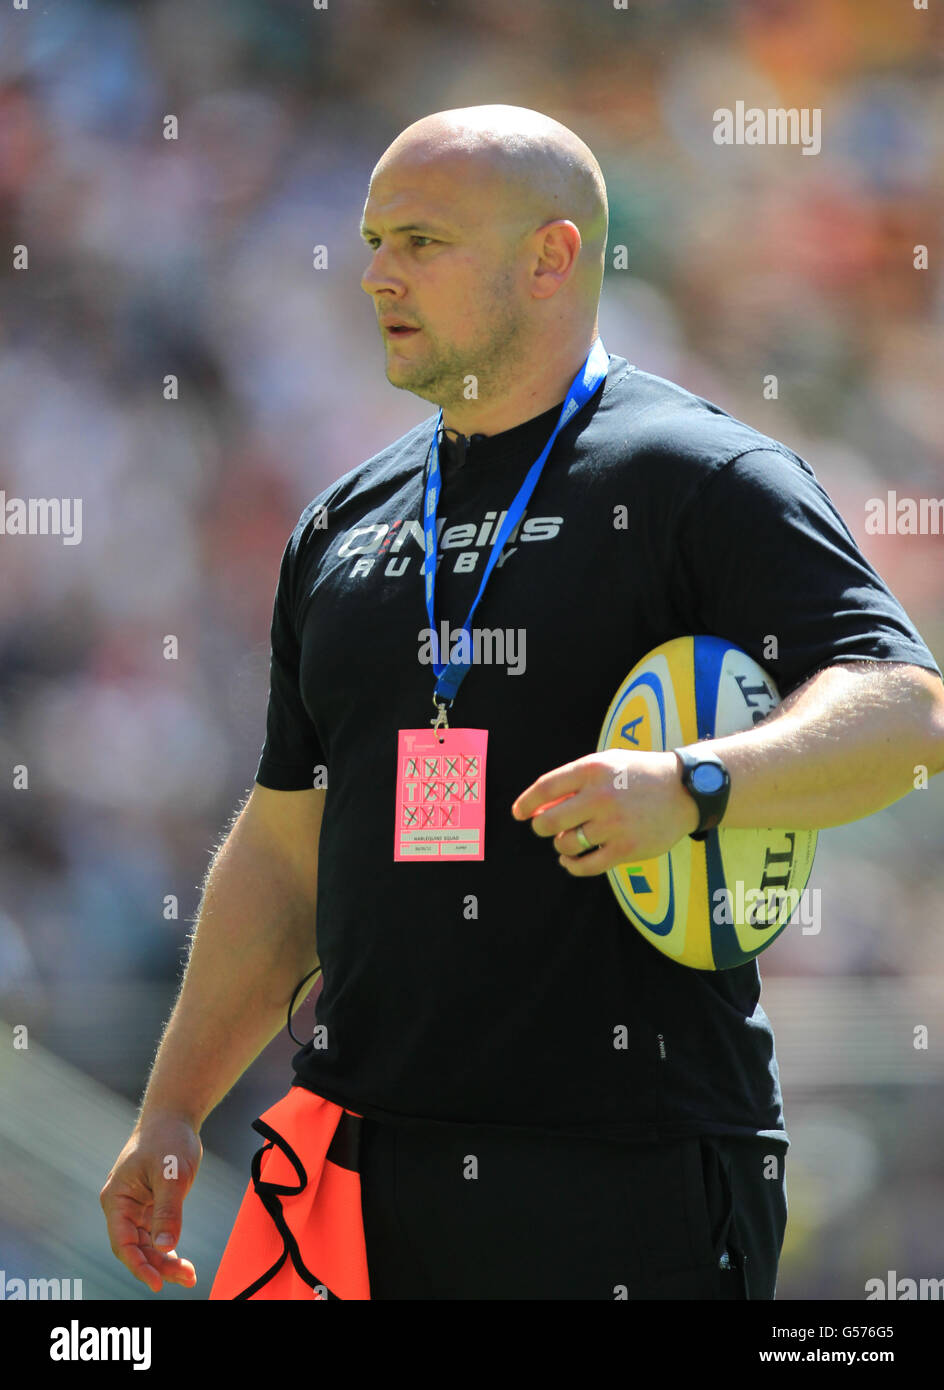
[209,1086,370,1300]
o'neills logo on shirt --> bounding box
[335,510,562,580]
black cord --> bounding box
[442,425,468,469]
[286,965,323,1045]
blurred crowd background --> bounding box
[1,0,942,1300]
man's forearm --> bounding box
[138,813,320,1134]
[710,661,944,831]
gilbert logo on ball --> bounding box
[597,635,817,970]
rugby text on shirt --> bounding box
[336,509,562,578]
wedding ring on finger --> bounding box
[575,823,595,854]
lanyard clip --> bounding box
[431,696,451,741]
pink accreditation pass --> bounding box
[394,726,488,862]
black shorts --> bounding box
[358,1116,788,1300]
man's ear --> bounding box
[530,220,582,299]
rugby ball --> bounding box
[597,635,817,970]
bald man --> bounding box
[101,106,944,1301]
[360,106,609,438]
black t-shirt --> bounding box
[255,354,941,1145]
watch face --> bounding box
[692,763,725,794]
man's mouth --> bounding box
[385,325,420,337]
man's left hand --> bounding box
[511,751,700,875]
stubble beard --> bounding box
[385,269,531,414]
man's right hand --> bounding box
[100,1114,203,1293]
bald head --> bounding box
[360,105,609,428]
[373,105,608,311]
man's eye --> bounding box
[364,236,434,250]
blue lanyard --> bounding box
[423,337,609,715]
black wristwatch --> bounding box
[673,746,731,841]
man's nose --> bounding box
[361,249,405,298]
